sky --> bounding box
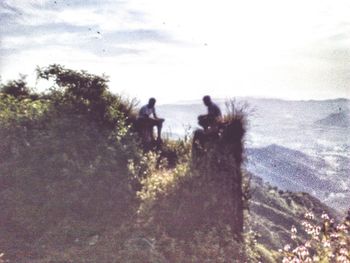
[0,0,350,104]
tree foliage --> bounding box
[36,64,137,127]
[0,74,32,98]
[0,65,142,261]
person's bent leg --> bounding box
[156,118,164,140]
[198,115,210,130]
[147,118,159,141]
[149,121,155,141]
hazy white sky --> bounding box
[1,0,349,103]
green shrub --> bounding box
[0,75,32,98]
[0,65,143,261]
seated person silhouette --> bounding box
[198,95,222,132]
[138,98,164,142]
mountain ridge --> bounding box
[158,97,350,106]
[315,110,350,128]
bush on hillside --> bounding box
[36,64,137,126]
[0,75,32,99]
[0,65,143,261]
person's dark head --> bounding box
[148,97,156,107]
[203,95,212,106]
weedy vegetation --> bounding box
[0,65,348,262]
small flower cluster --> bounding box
[280,211,350,263]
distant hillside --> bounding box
[247,144,350,213]
[247,144,334,192]
[158,98,350,215]
[315,110,350,127]
[249,175,340,251]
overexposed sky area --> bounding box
[1,0,350,104]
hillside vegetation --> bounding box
[0,65,348,263]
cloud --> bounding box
[0,0,175,62]
[0,22,88,36]
[0,0,145,30]
[105,29,172,43]
[1,0,350,101]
